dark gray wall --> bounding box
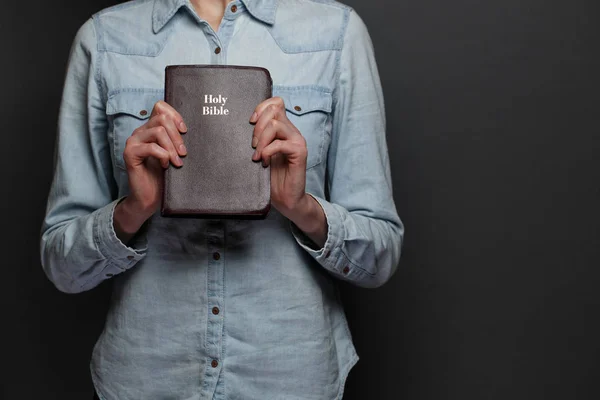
[2,0,598,399]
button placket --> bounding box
[206,19,224,63]
[203,228,225,398]
[209,1,240,65]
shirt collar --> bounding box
[152,0,277,33]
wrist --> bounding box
[288,193,322,235]
[114,196,153,236]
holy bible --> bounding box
[160,65,272,219]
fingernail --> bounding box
[176,155,183,166]
[179,121,188,132]
[252,149,258,160]
[179,143,187,154]
[250,111,258,123]
[251,136,258,148]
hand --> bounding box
[114,101,187,240]
[249,96,309,219]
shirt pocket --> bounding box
[272,86,333,170]
[106,89,165,171]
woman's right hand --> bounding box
[113,100,188,242]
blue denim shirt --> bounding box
[40,0,404,398]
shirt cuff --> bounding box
[94,196,149,271]
[288,192,345,272]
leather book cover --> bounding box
[161,65,272,219]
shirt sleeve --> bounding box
[39,17,148,294]
[289,9,404,288]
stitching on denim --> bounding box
[272,84,332,94]
[266,17,344,52]
[267,28,343,54]
[278,93,333,112]
[265,0,345,54]
[95,3,146,53]
[106,91,163,116]
[216,238,227,398]
[107,87,164,99]
[331,275,360,400]
[327,6,351,192]
[340,247,376,277]
[99,45,166,57]
[153,1,185,32]
[243,2,276,25]
[90,17,108,108]
[302,111,327,170]
[273,86,332,169]
[107,89,164,169]
[273,86,333,114]
[321,110,334,165]
[204,254,210,353]
[79,261,113,291]
[312,108,328,170]
[95,1,173,56]
[338,285,357,351]
[108,197,147,259]
[93,209,109,260]
[306,193,334,263]
[336,353,360,400]
[331,6,351,119]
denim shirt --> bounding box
[39,0,404,398]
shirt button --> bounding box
[214,46,221,54]
[294,105,302,112]
[230,4,237,12]
[342,265,350,274]
[139,110,148,116]
[212,306,220,315]
[127,255,134,260]
[211,359,219,368]
[213,252,221,260]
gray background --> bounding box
[2,0,599,399]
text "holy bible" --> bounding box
[203,94,229,115]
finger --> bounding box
[251,102,287,149]
[125,142,171,169]
[249,96,286,126]
[261,138,307,167]
[252,119,295,162]
[146,113,187,156]
[132,126,183,167]
[252,99,286,134]
[150,100,188,134]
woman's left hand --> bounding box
[249,96,309,220]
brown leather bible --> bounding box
[161,65,272,219]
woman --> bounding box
[40,0,404,398]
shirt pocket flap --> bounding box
[105,89,164,170]
[106,89,164,119]
[274,86,333,116]
[272,86,333,169]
